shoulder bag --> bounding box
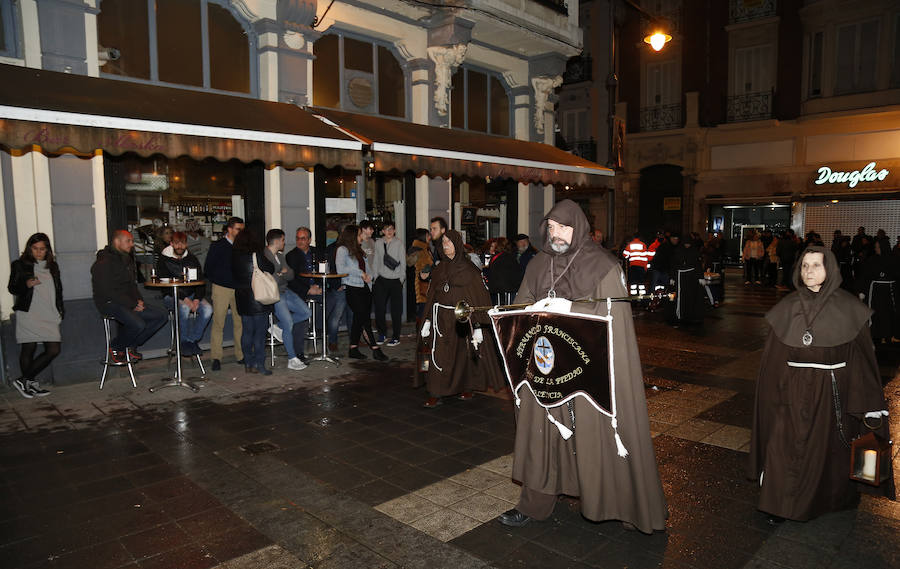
[252,253,280,305]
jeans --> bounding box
[240,313,269,369]
[102,301,167,351]
[649,269,670,290]
[273,289,310,359]
[373,277,403,340]
[326,288,351,345]
[164,295,212,343]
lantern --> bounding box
[849,432,892,486]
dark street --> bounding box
[2,277,899,569]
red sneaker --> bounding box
[108,349,127,364]
[126,348,143,361]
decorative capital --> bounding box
[531,75,562,134]
[427,44,468,116]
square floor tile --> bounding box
[413,479,479,507]
[448,467,508,490]
[448,492,513,523]
[701,425,752,451]
[408,509,482,543]
[375,493,441,524]
[482,479,522,504]
[477,454,514,478]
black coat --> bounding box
[232,251,275,316]
[285,246,318,299]
[8,259,64,318]
[485,252,521,294]
[156,250,205,301]
[91,246,142,312]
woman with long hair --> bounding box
[335,224,387,360]
[7,233,64,398]
[231,227,275,375]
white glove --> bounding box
[471,327,483,349]
[865,411,888,419]
[859,292,866,301]
[525,297,572,313]
[421,320,431,338]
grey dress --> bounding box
[15,260,62,343]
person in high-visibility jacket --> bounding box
[622,233,651,286]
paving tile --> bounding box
[197,525,273,564]
[700,424,752,451]
[210,544,309,569]
[408,509,481,543]
[414,479,481,507]
[49,540,135,569]
[138,545,217,569]
[375,493,441,524]
[119,521,193,561]
[449,521,529,563]
[448,491,514,523]
[449,467,509,490]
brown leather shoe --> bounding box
[458,392,473,401]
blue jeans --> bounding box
[240,313,269,369]
[164,295,212,343]
[273,289,310,359]
[102,301,167,351]
[325,288,351,345]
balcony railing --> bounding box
[729,0,777,24]
[532,0,568,15]
[640,103,682,132]
[563,56,592,84]
[569,139,597,162]
[726,90,774,122]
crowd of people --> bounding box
[5,204,897,535]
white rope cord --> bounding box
[429,303,456,372]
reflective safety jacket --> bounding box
[623,238,652,268]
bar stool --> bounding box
[305,299,321,355]
[99,316,137,390]
[166,310,206,377]
[268,313,282,367]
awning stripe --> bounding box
[0,105,362,151]
[372,142,613,177]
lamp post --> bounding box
[606,0,672,246]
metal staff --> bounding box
[454,291,675,322]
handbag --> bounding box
[383,242,401,270]
[251,253,280,305]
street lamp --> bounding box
[643,31,672,52]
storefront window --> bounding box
[98,0,253,94]
[313,34,407,118]
[105,153,264,270]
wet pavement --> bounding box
[2,276,900,569]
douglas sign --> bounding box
[814,162,889,188]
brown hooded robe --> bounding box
[511,200,668,533]
[424,230,506,397]
[749,245,893,521]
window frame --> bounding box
[0,0,21,59]
[807,30,824,99]
[731,43,774,96]
[833,18,880,95]
[313,30,410,120]
[449,65,512,137]
[98,0,257,97]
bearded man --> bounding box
[498,200,668,534]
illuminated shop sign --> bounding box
[814,162,889,188]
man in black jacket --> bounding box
[91,230,166,363]
[204,217,244,370]
[156,231,211,356]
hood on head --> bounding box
[441,229,466,263]
[792,245,841,295]
[538,199,592,255]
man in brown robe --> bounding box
[749,245,893,524]
[498,200,668,533]
[421,230,505,407]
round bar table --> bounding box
[299,273,347,366]
[144,279,206,393]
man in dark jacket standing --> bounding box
[204,217,244,370]
[156,231,210,356]
[91,230,166,363]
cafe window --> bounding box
[98,0,253,94]
[313,34,407,118]
[450,67,510,136]
[0,0,21,58]
[104,153,265,269]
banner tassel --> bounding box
[611,417,629,457]
[547,412,573,440]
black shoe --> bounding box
[298,354,309,364]
[372,348,388,362]
[766,515,785,526]
[348,347,366,359]
[236,359,245,365]
[498,509,532,527]
[212,359,221,371]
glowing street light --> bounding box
[644,31,672,52]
